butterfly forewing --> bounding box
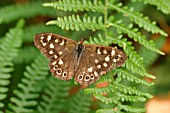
[34,33,77,80]
[74,44,127,87]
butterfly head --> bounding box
[75,39,85,57]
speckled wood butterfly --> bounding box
[34,33,127,88]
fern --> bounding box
[108,22,164,55]
[37,77,71,113]
[43,0,104,13]
[107,3,167,36]
[67,90,92,113]
[8,54,49,113]
[0,20,23,111]
[132,0,170,14]
[46,15,105,31]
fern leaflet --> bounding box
[8,55,49,113]
[0,20,23,110]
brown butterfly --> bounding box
[34,33,127,88]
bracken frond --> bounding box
[132,0,170,14]
[108,3,167,36]
[8,55,49,113]
[67,90,92,113]
[37,77,71,113]
[115,68,154,86]
[0,20,23,110]
[43,0,104,13]
[109,22,164,55]
[46,15,105,31]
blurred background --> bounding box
[0,0,170,113]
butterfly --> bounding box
[34,33,127,88]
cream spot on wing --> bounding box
[58,59,63,65]
[52,61,57,65]
[103,62,107,67]
[97,49,101,54]
[94,71,98,76]
[59,40,65,45]
[49,50,53,54]
[49,43,54,48]
[58,51,63,55]
[111,49,115,56]
[118,54,121,57]
[105,56,110,62]
[40,36,44,39]
[95,59,99,64]
[88,67,93,72]
[113,59,117,62]
[47,35,52,41]
[55,39,59,43]
[42,43,46,46]
[54,55,58,59]
[97,64,101,69]
[103,50,108,54]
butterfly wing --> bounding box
[74,44,127,87]
[34,33,77,80]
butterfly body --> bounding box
[34,33,127,87]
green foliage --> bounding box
[0,20,23,110]
[132,0,170,14]
[37,77,71,113]
[8,55,49,113]
[0,1,55,24]
[67,90,92,113]
[0,0,168,113]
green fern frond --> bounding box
[133,0,170,14]
[125,59,155,79]
[67,90,92,113]
[85,83,152,99]
[119,104,146,113]
[108,3,167,36]
[0,20,23,110]
[113,83,152,98]
[8,55,49,113]
[109,22,164,55]
[46,15,104,31]
[43,0,104,13]
[115,68,153,86]
[96,108,119,113]
[0,1,55,24]
[37,77,71,113]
